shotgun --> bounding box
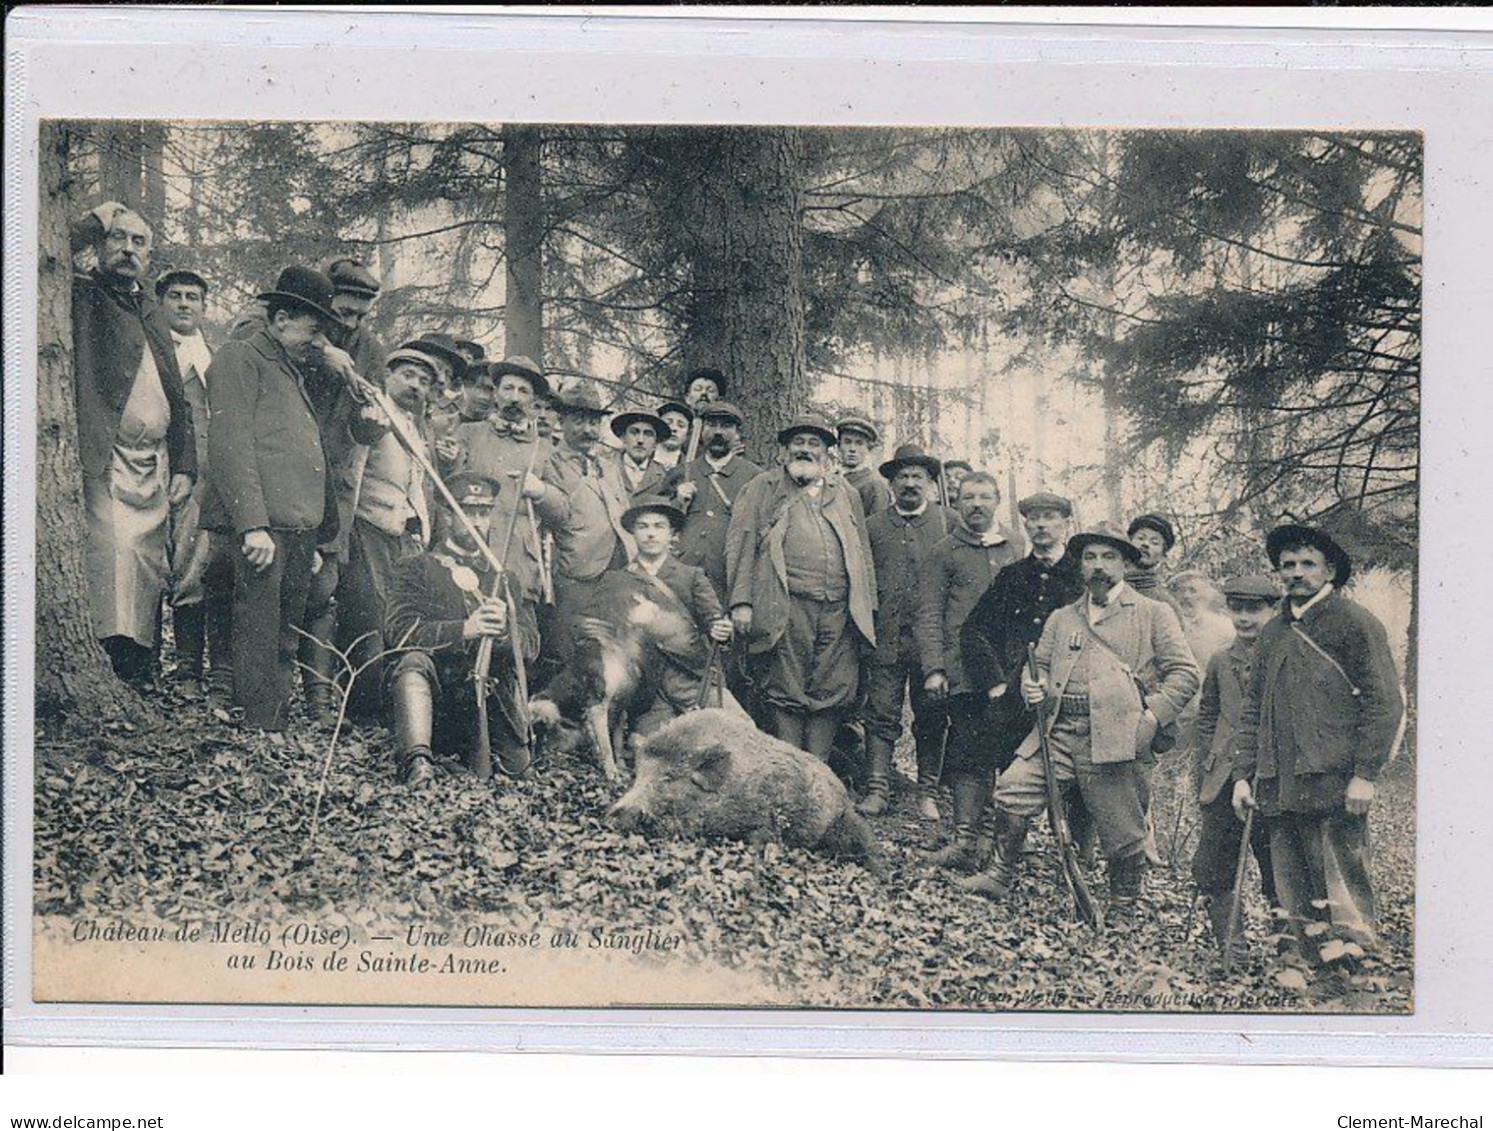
[1027,642,1103,931]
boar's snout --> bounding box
[607,793,652,834]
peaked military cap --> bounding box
[322,257,381,298]
[446,472,502,509]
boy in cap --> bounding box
[1192,573,1281,957]
[1125,512,1176,596]
[835,416,892,519]
[653,400,693,470]
[1233,525,1404,961]
[385,473,536,785]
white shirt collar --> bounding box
[706,451,734,472]
[1291,581,1334,618]
[894,500,929,519]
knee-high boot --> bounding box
[958,810,1028,899]
[299,610,339,724]
[172,603,206,683]
[927,771,985,871]
[857,734,894,817]
[391,671,436,785]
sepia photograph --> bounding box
[30,117,1419,1015]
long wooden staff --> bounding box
[1222,778,1259,974]
[344,370,533,763]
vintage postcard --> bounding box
[8,9,1489,1063]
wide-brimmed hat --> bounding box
[446,472,502,509]
[776,414,838,447]
[486,355,550,399]
[620,495,686,533]
[610,410,670,440]
[553,380,609,416]
[1266,524,1352,588]
[681,365,728,399]
[696,399,745,426]
[879,443,942,481]
[1067,521,1143,566]
[257,266,340,327]
[1222,573,1282,604]
[1128,512,1177,552]
[835,415,880,444]
[322,257,381,298]
[154,268,209,298]
[1017,491,1074,518]
[399,335,468,385]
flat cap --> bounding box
[1222,573,1281,602]
[1128,512,1177,552]
[323,257,381,298]
[835,416,880,444]
[696,399,745,426]
[154,268,209,298]
[1017,491,1074,518]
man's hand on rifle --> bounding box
[1344,775,1376,816]
[318,342,358,383]
[708,618,733,644]
[675,481,698,509]
[1020,668,1048,706]
[521,472,547,502]
[923,672,948,700]
[1231,779,1255,822]
[731,604,753,638]
[435,434,461,466]
[462,597,509,642]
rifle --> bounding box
[1027,642,1104,931]
[692,638,725,711]
[1222,778,1258,974]
[341,367,534,769]
[471,424,544,776]
[683,392,711,466]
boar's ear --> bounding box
[687,742,732,794]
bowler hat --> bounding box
[696,399,745,426]
[1223,573,1281,603]
[258,266,340,327]
[1067,521,1143,566]
[323,257,381,298]
[776,415,838,447]
[487,355,550,399]
[446,472,501,509]
[1017,491,1074,518]
[1266,524,1352,588]
[835,416,880,444]
[453,338,486,363]
[621,495,686,533]
[681,366,728,399]
[554,380,609,416]
[405,334,469,385]
[879,443,942,481]
[610,410,670,440]
[154,268,209,299]
[1128,512,1177,552]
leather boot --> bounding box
[392,670,436,785]
[1107,852,1147,931]
[299,612,340,725]
[927,773,985,871]
[914,730,944,822]
[857,734,894,817]
[172,604,206,694]
[204,598,235,706]
[957,811,1027,898]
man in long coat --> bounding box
[725,415,876,761]
[1233,525,1404,959]
[859,443,956,819]
[200,266,342,731]
[70,203,198,685]
[965,522,1199,927]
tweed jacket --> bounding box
[659,452,765,600]
[1235,590,1404,788]
[725,466,877,656]
[865,503,958,667]
[1019,584,1200,766]
[71,271,197,485]
[539,443,634,583]
[199,326,332,537]
[600,448,670,501]
[916,522,1023,694]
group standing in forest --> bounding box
[66,201,1406,969]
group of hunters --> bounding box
[68,200,1407,963]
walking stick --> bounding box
[1222,779,1258,974]
[1027,643,1103,931]
[343,369,534,763]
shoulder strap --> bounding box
[1289,621,1361,697]
[1076,615,1150,701]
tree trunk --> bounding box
[36,122,143,723]
[668,127,808,464]
[503,125,545,364]
[141,122,167,227]
[97,121,145,210]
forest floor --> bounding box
[33,674,1414,1014]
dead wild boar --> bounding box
[607,709,881,869]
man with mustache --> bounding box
[602,407,672,500]
[70,202,198,687]
[441,357,555,621]
[725,416,876,760]
[1232,525,1404,963]
[858,444,957,819]
[964,522,1199,927]
[199,266,345,731]
[835,416,893,520]
[385,473,537,785]
[915,471,1023,858]
[660,401,762,602]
